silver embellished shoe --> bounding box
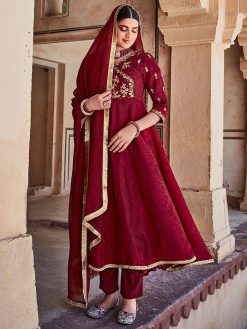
[86,293,120,319]
[117,302,138,325]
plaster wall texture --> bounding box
[0,0,34,239]
[34,40,93,131]
[33,40,93,193]
[0,236,39,329]
[224,43,246,198]
[0,0,40,328]
[170,43,212,190]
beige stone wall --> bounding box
[33,40,93,193]
[0,236,39,329]
[34,0,123,31]
[224,42,246,198]
[0,0,39,328]
[34,0,156,46]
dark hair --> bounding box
[117,5,140,22]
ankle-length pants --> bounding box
[99,267,144,299]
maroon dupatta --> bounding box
[68,5,144,307]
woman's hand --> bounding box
[108,124,138,153]
[84,90,112,112]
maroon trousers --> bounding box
[99,267,144,299]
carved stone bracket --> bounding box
[159,0,209,17]
[158,0,247,48]
[158,0,217,46]
[238,18,247,62]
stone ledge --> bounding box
[41,248,247,329]
[139,250,247,329]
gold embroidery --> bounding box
[112,75,119,89]
[88,257,215,272]
[122,61,131,69]
[80,4,125,308]
[81,115,90,306]
[112,67,134,99]
[164,259,215,272]
[114,50,140,66]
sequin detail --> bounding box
[118,309,137,324]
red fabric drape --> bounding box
[68,5,144,307]
[68,4,214,308]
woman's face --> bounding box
[116,18,139,50]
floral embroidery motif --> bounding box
[114,50,140,67]
[112,67,134,99]
[137,59,141,64]
[157,97,161,102]
[154,73,158,79]
[150,88,154,94]
[122,61,131,69]
[112,75,120,89]
[145,66,149,72]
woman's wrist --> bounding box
[81,99,94,116]
[127,121,140,138]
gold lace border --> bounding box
[80,4,128,308]
[88,256,215,272]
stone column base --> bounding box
[0,235,40,329]
[182,188,235,262]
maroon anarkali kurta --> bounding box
[85,50,214,274]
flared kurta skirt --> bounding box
[87,97,213,274]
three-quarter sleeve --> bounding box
[144,53,169,123]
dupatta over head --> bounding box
[68,4,144,308]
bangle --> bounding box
[150,108,165,122]
[127,120,140,138]
[81,99,95,116]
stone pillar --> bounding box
[158,0,247,261]
[239,21,247,211]
[0,1,40,328]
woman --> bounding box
[67,4,214,325]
